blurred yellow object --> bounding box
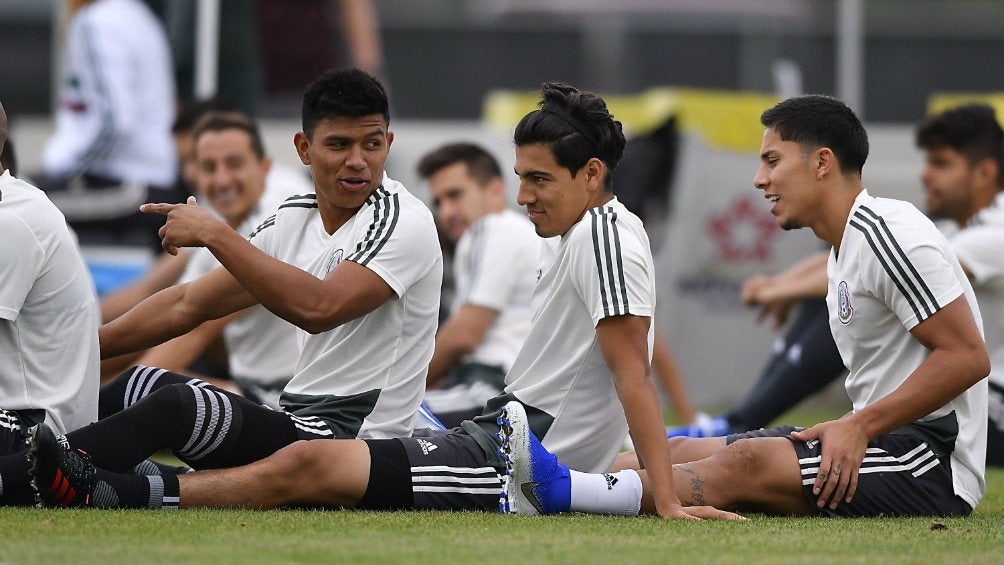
[928,93,1004,126]
[483,87,780,153]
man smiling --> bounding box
[21,68,443,510]
[498,95,989,519]
[30,83,740,521]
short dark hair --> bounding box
[301,68,389,138]
[416,142,502,185]
[192,111,266,160]
[172,97,238,135]
[916,103,1004,185]
[513,83,626,191]
[760,95,869,176]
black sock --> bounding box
[0,450,35,507]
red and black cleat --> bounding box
[28,424,95,508]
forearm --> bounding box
[99,285,204,358]
[847,347,988,439]
[618,376,680,512]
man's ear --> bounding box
[585,157,606,191]
[294,132,311,165]
[815,147,835,180]
[974,156,999,189]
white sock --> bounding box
[568,469,642,516]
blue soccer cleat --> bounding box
[665,412,733,439]
[497,401,570,515]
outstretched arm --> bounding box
[99,265,256,359]
[142,198,395,334]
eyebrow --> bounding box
[321,127,386,142]
[513,167,552,179]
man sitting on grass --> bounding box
[499,95,989,518]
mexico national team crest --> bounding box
[837,281,853,324]
[326,249,344,274]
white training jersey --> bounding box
[249,175,443,439]
[180,167,315,385]
[827,189,987,509]
[501,197,655,473]
[0,171,100,434]
[43,0,175,186]
[452,209,537,371]
[948,191,1004,390]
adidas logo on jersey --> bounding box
[416,438,438,455]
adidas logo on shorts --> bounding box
[417,438,438,455]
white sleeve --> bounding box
[870,225,963,331]
[951,224,1004,286]
[571,211,655,327]
[460,218,534,312]
[345,204,439,297]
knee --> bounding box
[269,440,326,477]
[707,438,761,480]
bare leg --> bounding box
[178,440,371,509]
[609,436,728,472]
[639,437,815,516]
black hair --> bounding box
[192,111,266,160]
[916,103,1004,185]
[301,67,389,138]
[760,95,869,176]
[172,97,238,135]
[416,142,502,185]
[513,83,626,190]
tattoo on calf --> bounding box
[678,464,706,506]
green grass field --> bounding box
[2,407,1001,565]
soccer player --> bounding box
[10,68,442,509]
[0,99,100,505]
[500,95,989,518]
[30,83,741,521]
[417,142,537,427]
[666,103,1004,470]
[916,103,1004,466]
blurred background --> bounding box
[3,0,1003,409]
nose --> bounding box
[516,181,533,206]
[753,164,768,191]
[346,144,366,169]
[437,200,455,219]
[920,165,933,188]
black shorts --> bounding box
[0,408,45,455]
[358,428,502,512]
[988,382,1004,467]
[727,425,972,517]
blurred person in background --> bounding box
[35,0,179,255]
[101,112,310,411]
[416,142,538,428]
